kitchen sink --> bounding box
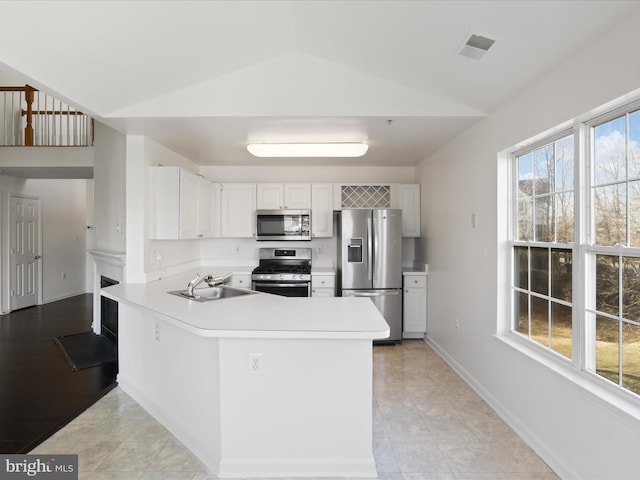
[168,286,256,302]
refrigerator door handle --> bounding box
[367,216,373,282]
[345,290,400,298]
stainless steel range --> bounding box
[251,248,311,297]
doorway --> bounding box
[10,195,42,311]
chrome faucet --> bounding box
[186,273,225,297]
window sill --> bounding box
[493,333,640,425]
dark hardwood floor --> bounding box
[0,294,117,453]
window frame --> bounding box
[510,128,577,364]
[506,97,640,402]
[583,103,640,395]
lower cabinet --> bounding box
[311,273,335,297]
[403,273,427,338]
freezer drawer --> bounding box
[341,289,402,343]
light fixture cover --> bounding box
[247,143,369,158]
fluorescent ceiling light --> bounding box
[247,143,369,158]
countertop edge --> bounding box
[101,284,390,341]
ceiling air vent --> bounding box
[458,33,496,60]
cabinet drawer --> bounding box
[231,274,252,288]
[312,275,335,288]
[312,288,335,297]
[403,275,427,288]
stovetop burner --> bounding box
[252,248,312,280]
[252,264,311,275]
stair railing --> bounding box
[1,85,93,146]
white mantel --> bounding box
[88,249,126,334]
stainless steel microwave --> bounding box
[256,209,311,241]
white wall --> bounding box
[0,175,88,312]
[200,165,416,184]
[416,9,640,479]
[93,122,126,253]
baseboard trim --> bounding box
[424,336,573,480]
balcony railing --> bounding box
[1,85,93,146]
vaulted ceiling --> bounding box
[1,1,638,166]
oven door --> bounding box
[252,281,310,297]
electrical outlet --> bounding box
[455,315,460,330]
[249,353,263,374]
[155,324,161,342]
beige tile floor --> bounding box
[31,340,557,480]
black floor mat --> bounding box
[53,332,117,371]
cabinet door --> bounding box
[179,170,199,239]
[311,183,333,238]
[197,177,215,238]
[220,184,256,238]
[311,274,335,297]
[399,184,420,237]
[150,167,180,239]
[256,184,284,210]
[284,184,311,209]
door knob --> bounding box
[34,255,42,259]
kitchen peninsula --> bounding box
[101,269,389,478]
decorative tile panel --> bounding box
[341,185,391,209]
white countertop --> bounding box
[311,267,335,275]
[402,266,428,275]
[101,268,389,340]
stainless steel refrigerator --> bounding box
[337,209,403,342]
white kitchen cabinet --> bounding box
[398,184,421,237]
[311,183,334,238]
[403,273,427,338]
[256,183,311,210]
[220,183,256,238]
[197,176,215,238]
[311,272,335,297]
[150,166,215,240]
[230,273,252,289]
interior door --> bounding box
[10,196,40,311]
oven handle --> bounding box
[253,282,310,288]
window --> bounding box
[586,109,640,395]
[510,102,640,398]
[512,134,574,360]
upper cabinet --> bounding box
[150,167,215,240]
[220,183,256,238]
[311,183,333,238]
[256,183,311,210]
[398,184,421,237]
